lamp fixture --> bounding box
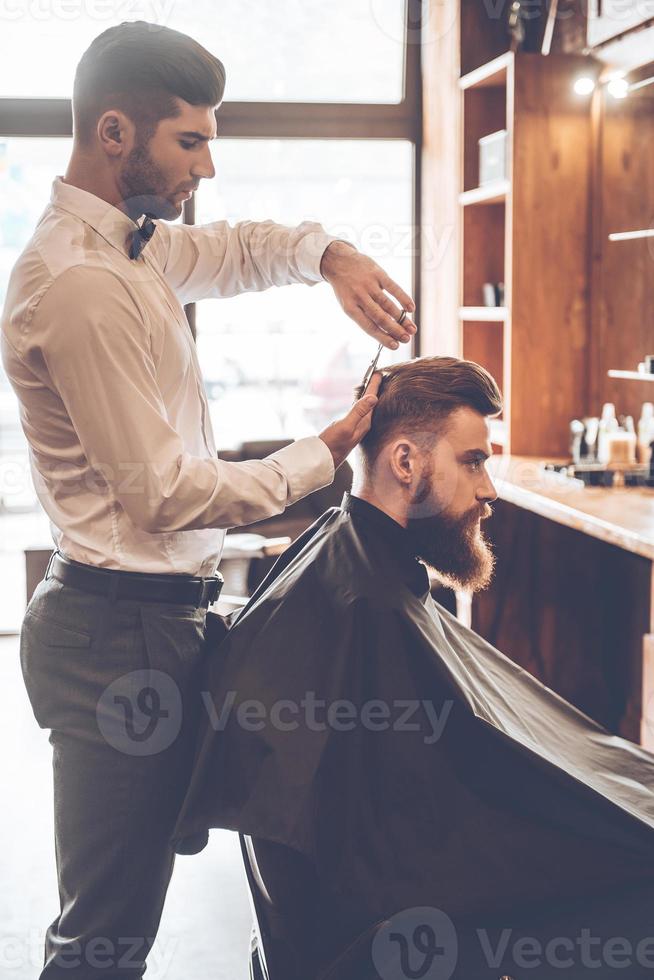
[607,75,629,99]
[573,76,596,95]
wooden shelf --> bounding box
[460,181,510,207]
[427,43,597,457]
[460,52,512,91]
[608,229,654,242]
[460,306,508,322]
[608,370,654,382]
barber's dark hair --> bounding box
[355,355,503,472]
[73,21,226,146]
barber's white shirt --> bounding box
[0,177,336,575]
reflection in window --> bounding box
[194,138,414,449]
[1,0,407,103]
[0,139,72,309]
[0,138,72,474]
[0,140,73,629]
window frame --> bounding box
[0,2,422,347]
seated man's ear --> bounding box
[388,439,423,488]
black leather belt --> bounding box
[48,551,223,608]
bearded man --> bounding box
[175,356,654,980]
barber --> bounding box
[0,20,415,980]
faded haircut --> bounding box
[355,355,503,473]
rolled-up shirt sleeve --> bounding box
[156,218,338,305]
[34,266,335,533]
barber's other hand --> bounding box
[319,373,382,470]
[320,241,417,351]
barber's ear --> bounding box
[98,111,132,157]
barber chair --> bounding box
[239,831,654,980]
[240,835,386,980]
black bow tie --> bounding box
[128,213,157,260]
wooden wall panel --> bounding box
[463,204,506,307]
[473,499,652,742]
[510,54,595,456]
[591,73,654,422]
[463,320,504,392]
[460,0,511,76]
[463,88,506,192]
[420,0,461,358]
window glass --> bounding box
[194,138,414,449]
[0,0,407,103]
[0,138,72,631]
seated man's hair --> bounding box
[73,21,226,147]
[355,355,503,472]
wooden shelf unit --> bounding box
[459,306,507,322]
[459,181,509,206]
[590,60,654,422]
[460,52,511,91]
[424,34,599,457]
[608,229,654,242]
[459,3,513,77]
[421,1,608,456]
[608,371,654,382]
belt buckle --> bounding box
[203,574,223,607]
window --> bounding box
[0,138,72,307]
[195,138,413,448]
[1,0,408,103]
[0,139,74,631]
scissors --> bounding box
[359,341,384,397]
[359,309,412,397]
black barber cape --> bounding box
[174,494,654,979]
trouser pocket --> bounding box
[20,588,93,731]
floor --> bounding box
[0,634,252,980]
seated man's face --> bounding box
[405,406,498,593]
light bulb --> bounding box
[607,76,629,99]
[574,77,596,96]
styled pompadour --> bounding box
[72,20,226,146]
[355,355,503,471]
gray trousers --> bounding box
[19,559,210,978]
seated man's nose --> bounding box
[478,482,497,504]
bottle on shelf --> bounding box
[597,403,618,465]
[581,417,599,461]
[606,428,637,466]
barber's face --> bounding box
[405,407,498,592]
[117,99,217,221]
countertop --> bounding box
[487,455,654,562]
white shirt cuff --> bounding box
[294,232,339,283]
[268,436,335,505]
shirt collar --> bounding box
[50,176,143,258]
[341,492,431,600]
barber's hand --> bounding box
[320,241,417,350]
[319,373,382,470]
